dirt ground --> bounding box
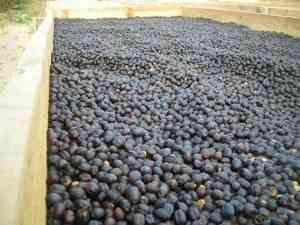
[0,0,45,93]
[0,22,34,93]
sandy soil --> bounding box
[0,22,33,93]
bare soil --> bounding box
[0,22,33,92]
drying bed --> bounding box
[47,18,300,225]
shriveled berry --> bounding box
[174,209,187,225]
[126,186,141,203]
[92,208,105,219]
[48,193,62,206]
[222,203,235,219]
[154,203,174,220]
[70,187,85,199]
[64,210,75,224]
[104,217,116,225]
[244,203,257,217]
[188,206,200,220]
[132,213,145,225]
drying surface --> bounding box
[48,18,300,225]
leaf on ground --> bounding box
[71,181,80,187]
[270,186,277,197]
[194,199,205,209]
[293,181,300,192]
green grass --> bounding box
[0,0,45,26]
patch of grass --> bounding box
[0,13,9,28]
[0,1,14,12]
[0,0,45,26]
